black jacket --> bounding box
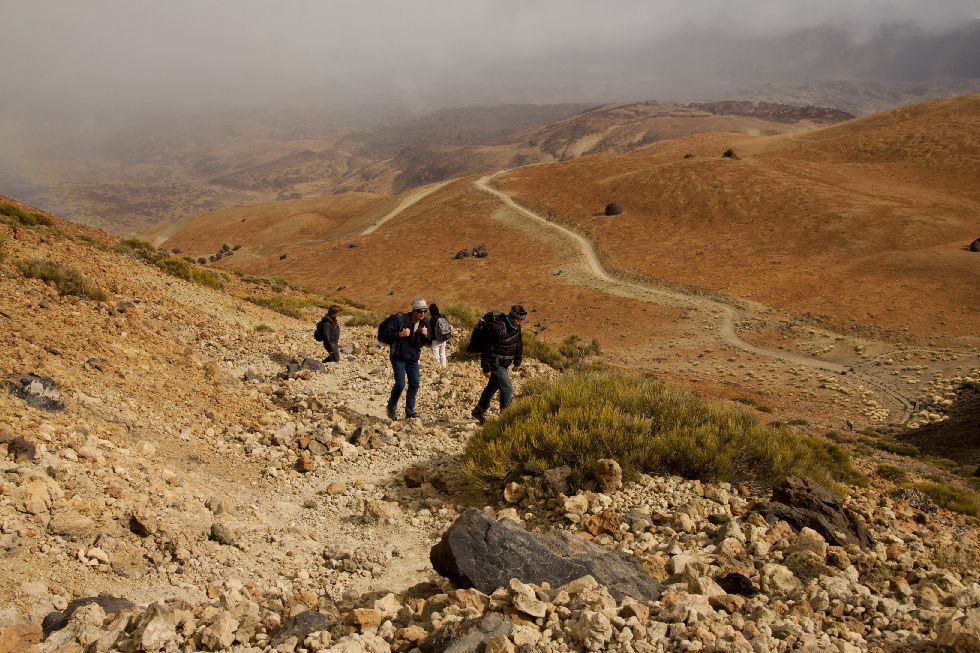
[380,313,431,362]
[481,315,522,372]
[321,315,340,344]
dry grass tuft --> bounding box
[15,258,106,301]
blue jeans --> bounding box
[477,364,513,411]
[388,357,420,415]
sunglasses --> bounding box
[413,308,427,314]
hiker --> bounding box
[471,304,526,424]
[319,305,342,363]
[429,303,452,368]
[379,297,431,420]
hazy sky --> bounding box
[2,0,978,120]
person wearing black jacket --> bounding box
[380,297,431,420]
[471,304,526,424]
[321,305,342,363]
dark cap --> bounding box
[508,304,527,321]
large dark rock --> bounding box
[271,610,339,647]
[971,237,980,252]
[430,508,661,602]
[604,202,623,216]
[7,374,65,411]
[43,595,135,637]
[454,249,471,260]
[421,613,512,653]
[754,476,874,548]
[472,244,488,258]
[722,149,740,160]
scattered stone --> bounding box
[542,465,572,495]
[722,148,740,159]
[7,374,65,411]
[272,611,338,647]
[42,596,135,637]
[717,572,761,597]
[754,476,874,548]
[593,458,622,493]
[604,202,623,216]
[971,237,980,253]
[0,434,36,462]
[503,482,526,505]
[421,612,512,653]
[210,522,238,546]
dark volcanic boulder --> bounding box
[722,148,740,159]
[753,476,873,548]
[7,374,65,411]
[971,237,980,252]
[604,202,623,216]
[43,596,135,637]
[454,249,471,259]
[430,508,661,601]
[472,244,488,258]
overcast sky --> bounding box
[2,0,978,123]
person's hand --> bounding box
[399,327,410,337]
[421,326,428,337]
[484,371,492,378]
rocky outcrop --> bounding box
[753,476,874,548]
[430,508,661,602]
[6,374,65,411]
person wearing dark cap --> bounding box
[379,296,431,420]
[471,304,527,424]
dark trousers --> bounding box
[477,364,514,411]
[324,340,340,363]
[388,357,420,415]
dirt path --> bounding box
[360,180,455,236]
[473,172,918,420]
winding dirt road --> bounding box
[360,180,454,236]
[472,172,917,420]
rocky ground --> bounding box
[1,215,979,652]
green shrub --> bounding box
[246,294,310,319]
[254,323,273,333]
[787,418,810,426]
[870,438,920,457]
[464,370,861,494]
[876,464,909,483]
[442,303,483,329]
[0,202,51,227]
[346,309,388,327]
[155,256,224,289]
[912,481,980,516]
[15,258,106,301]
[117,238,162,264]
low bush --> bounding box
[345,309,388,328]
[15,258,106,301]
[464,370,862,494]
[254,323,273,333]
[734,396,773,413]
[869,438,920,457]
[117,238,163,264]
[0,202,51,227]
[155,257,224,289]
[876,464,909,483]
[245,294,315,319]
[912,481,980,516]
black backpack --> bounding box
[377,313,402,345]
[466,311,503,353]
[313,314,328,342]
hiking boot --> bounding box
[386,405,397,421]
[405,411,419,420]
[471,406,486,424]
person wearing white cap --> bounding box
[378,296,431,420]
